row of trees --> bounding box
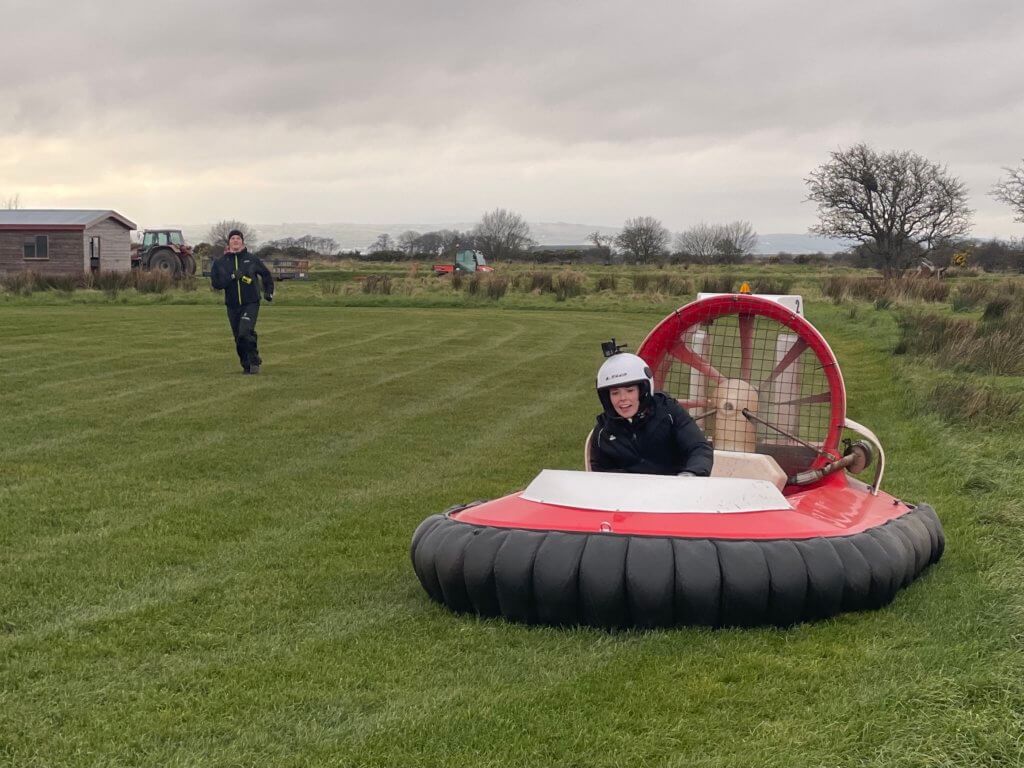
[366,210,760,264]
[607,218,760,264]
[9,148,1024,272]
[370,209,536,262]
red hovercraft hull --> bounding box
[410,295,944,629]
[453,471,909,540]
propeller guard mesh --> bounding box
[637,295,846,478]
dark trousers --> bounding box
[227,303,261,369]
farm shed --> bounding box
[0,209,136,275]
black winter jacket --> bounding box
[589,392,714,476]
[210,249,274,307]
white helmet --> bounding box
[596,352,654,414]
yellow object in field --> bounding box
[739,281,751,294]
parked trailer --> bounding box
[201,255,309,281]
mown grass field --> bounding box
[2,288,1023,767]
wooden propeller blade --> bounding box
[738,313,755,381]
[677,398,713,410]
[761,337,808,385]
[771,391,832,407]
[669,344,726,383]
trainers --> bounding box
[248,363,260,374]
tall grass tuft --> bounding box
[929,378,1024,426]
[93,271,133,297]
[485,274,510,300]
[895,312,974,356]
[465,273,485,296]
[515,271,554,293]
[132,271,173,294]
[699,274,735,293]
[982,297,1012,322]
[1,271,37,295]
[319,280,342,296]
[362,274,393,295]
[595,275,617,291]
[821,276,848,303]
[750,277,793,294]
[951,282,992,312]
[661,275,691,295]
[553,270,585,301]
[631,273,653,292]
[896,278,950,302]
[821,274,949,305]
[451,272,464,290]
[897,309,1024,375]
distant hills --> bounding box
[177,221,852,255]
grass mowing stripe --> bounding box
[0,315,479,465]
[3,302,1022,767]
[0,319,409,427]
[0,307,354,389]
[0,311,588,625]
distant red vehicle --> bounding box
[433,249,492,275]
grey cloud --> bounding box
[3,1,1024,233]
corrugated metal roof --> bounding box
[0,209,136,229]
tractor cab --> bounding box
[455,250,486,272]
[141,230,185,249]
[432,249,493,276]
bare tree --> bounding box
[587,230,615,261]
[806,144,972,275]
[674,222,720,261]
[2,193,20,210]
[207,220,257,247]
[397,230,422,255]
[714,220,759,261]
[290,235,337,254]
[371,233,393,252]
[992,160,1024,223]
[615,216,670,263]
[412,231,444,255]
[473,208,534,262]
[439,229,468,257]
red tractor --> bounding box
[433,249,493,276]
[131,229,196,275]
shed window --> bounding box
[23,235,49,260]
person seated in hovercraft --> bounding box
[589,348,713,477]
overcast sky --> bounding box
[2,0,1023,236]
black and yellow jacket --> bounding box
[210,249,274,307]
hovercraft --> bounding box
[411,293,944,628]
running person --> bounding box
[210,229,274,374]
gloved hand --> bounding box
[264,293,274,302]
[677,471,695,477]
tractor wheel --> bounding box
[149,249,181,276]
[180,254,197,275]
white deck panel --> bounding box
[521,470,792,514]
